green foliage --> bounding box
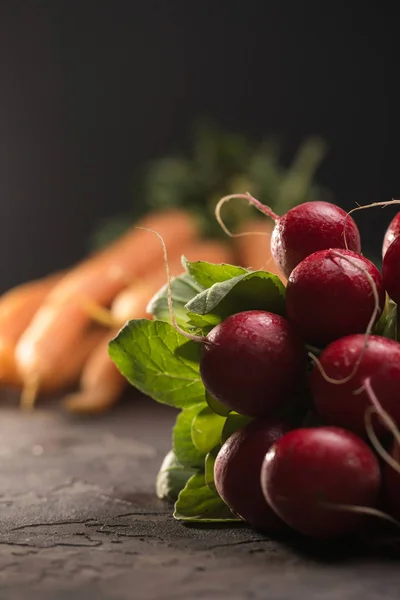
[92,123,329,248]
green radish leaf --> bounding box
[144,157,197,210]
[221,413,253,444]
[185,271,286,325]
[379,298,399,341]
[205,390,231,417]
[156,450,196,502]
[109,319,205,409]
[191,406,227,454]
[174,473,239,522]
[373,294,390,337]
[186,311,220,330]
[182,257,248,289]
[147,272,204,326]
[173,404,208,468]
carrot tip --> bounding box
[20,376,40,411]
[63,390,116,415]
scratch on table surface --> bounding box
[0,540,103,549]
[208,538,270,550]
[10,518,100,532]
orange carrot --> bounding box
[0,273,61,387]
[63,330,126,414]
[111,239,234,325]
[234,218,287,284]
[16,209,199,398]
[64,241,233,413]
[20,327,106,409]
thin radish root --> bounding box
[365,408,400,476]
[344,199,400,250]
[261,255,279,273]
[319,501,400,529]
[364,377,400,443]
[363,378,400,476]
[135,227,207,345]
[274,493,399,529]
[215,192,279,238]
[308,250,381,385]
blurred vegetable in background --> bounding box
[91,123,330,249]
[1,123,330,413]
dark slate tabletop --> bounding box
[0,391,399,600]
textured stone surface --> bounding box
[0,392,399,600]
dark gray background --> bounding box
[0,0,396,292]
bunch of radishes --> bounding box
[203,200,400,540]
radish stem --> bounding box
[215,192,279,238]
[135,227,207,344]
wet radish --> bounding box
[216,195,361,278]
[260,427,381,538]
[136,229,307,418]
[382,235,400,305]
[383,443,400,521]
[382,212,400,257]
[200,310,306,417]
[214,418,291,532]
[285,249,385,346]
[270,201,361,278]
[310,335,400,437]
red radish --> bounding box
[382,212,400,257]
[270,201,361,278]
[260,427,381,538]
[285,249,385,346]
[382,235,400,305]
[383,443,400,521]
[311,335,400,437]
[200,310,306,417]
[139,228,306,417]
[215,194,361,278]
[214,418,291,532]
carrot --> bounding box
[63,240,233,414]
[234,218,287,284]
[20,327,105,409]
[0,273,61,388]
[63,330,126,414]
[111,239,234,325]
[16,209,200,399]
